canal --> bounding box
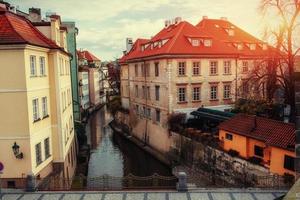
[84,106,174,189]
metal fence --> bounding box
[38,173,178,191]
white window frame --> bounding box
[30,55,37,76]
[42,97,48,117]
[178,62,186,76]
[193,87,201,101]
[210,86,218,100]
[210,61,218,75]
[223,85,231,99]
[224,61,231,74]
[193,62,200,75]
[178,87,186,102]
[32,98,39,121]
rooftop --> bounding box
[77,50,101,62]
[219,114,295,151]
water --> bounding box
[85,107,173,188]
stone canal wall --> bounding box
[113,111,293,188]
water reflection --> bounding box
[86,107,172,188]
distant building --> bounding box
[77,50,103,112]
[219,114,295,176]
[120,17,272,153]
[62,22,80,122]
[78,70,90,110]
[0,5,76,188]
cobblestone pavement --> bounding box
[0,189,286,200]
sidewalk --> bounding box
[0,189,287,200]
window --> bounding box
[147,86,150,100]
[44,138,50,159]
[210,61,218,75]
[135,105,139,115]
[250,44,256,50]
[193,87,200,101]
[135,85,138,97]
[155,85,160,101]
[40,57,46,76]
[225,133,233,140]
[191,39,199,46]
[155,62,159,77]
[141,64,145,76]
[224,61,231,74]
[223,85,231,99]
[242,61,248,73]
[7,181,16,188]
[142,86,145,99]
[204,39,212,47]
[156,109,160,123]
[146,108,151,119]
[30,55,37,76]
[145,63,150,77]
[143,106,146,117]
[193,62,200,75]
[254,145,264,157]
[242,81,249,95]
[42,97,48,118]
[32,98,39,121]
[135,64,138,76]
[35,143,42,166]
[178,62,186,76]
[178,87,186,102]
[284,155,295,171]
[210,86,218,100]
[228,29,234,36]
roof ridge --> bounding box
[166,21,186,53]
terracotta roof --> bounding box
[219,114,295,151]
[77,50,100,62]
[120,18,272,63]
[0,8,60,49]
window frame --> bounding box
[210,85,218,100]
[30,55,37,77]
[224,60,231,75]
[178,87,186,103]
[35,142,42,166]
[210,61,218,75]
[225,133,233,140]
[42,96,48,118]
[223,84,231,99]
[44,138,50,159]
[193,62,200,76]
[178,62,186,76]
[254,145,264,157]
[32,98,40,122]
[192,86,201,101]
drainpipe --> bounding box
[295,72,300,180]
[142,59,148,145]
[235,56,238,102]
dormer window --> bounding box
[162,39,169,45]
[228,29,234,36]
[204,39,212,47]
[158,41,162,48]
[191,39,200,47]
[237,43,243,50]
[249,44,256,50]
[262,44,268,50]
[141,45,145,51]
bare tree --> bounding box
[246,0,300,121]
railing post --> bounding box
[177,172,187,192]
[26,173,37,192]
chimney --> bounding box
[28,7,41,22]
[0,1,8,10]
[126,38,133,53]
[202,16,208,19]
[175,17,182,25]
[221,17,228,21]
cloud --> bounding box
[7,0,264,61]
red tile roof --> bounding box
[77,50,100,62]
[120,18,272,63]
[0,8,60,49]
[219,114,295,151]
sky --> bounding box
[6,0,266,61]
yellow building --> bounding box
[0,6,76,188]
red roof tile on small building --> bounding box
[219,114,295,151]
[77,50,100,62]
[0,8,60,49]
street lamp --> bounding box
[12,142,23,159]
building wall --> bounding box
[219,129,248,157]
[270,147,295,176]
[62,22,80,122]
[0,46,53,180]
[79,71,89,109]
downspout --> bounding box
[143,59,148,145]
[235,56,238,102]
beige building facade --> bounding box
[0,6,76,188]
[120,18,270,153]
